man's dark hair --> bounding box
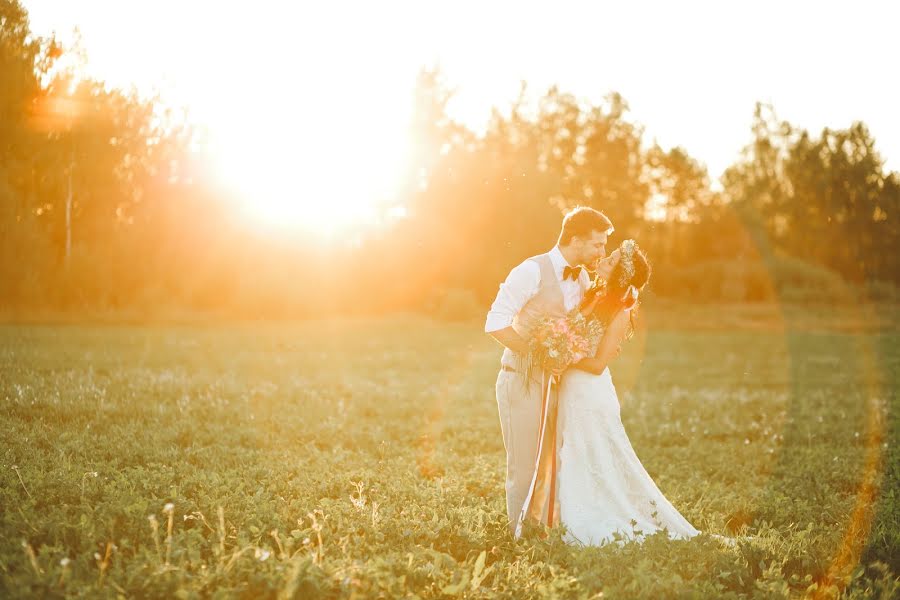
[558,206,613,245]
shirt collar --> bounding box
[549,245,571,276]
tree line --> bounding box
[1,1,898,318]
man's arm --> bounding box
[488,326,530,354]
[484,260,540,353]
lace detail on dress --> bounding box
[556,369,702,547]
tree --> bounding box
[724,103,899,284]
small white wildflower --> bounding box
[93,552,102,561]
[60,558,71,567]
[163,503,175,513]
[148,515,157,523]
[302,537,310,545]
[255,548,271,561]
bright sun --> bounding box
[208,92,410,235]
[21,2,489,236]
[22,1,452,235]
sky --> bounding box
[21,0,900,225]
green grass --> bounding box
[0,313,898,598]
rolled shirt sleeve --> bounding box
[484,260,541,333]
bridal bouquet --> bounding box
[525,311,605,381]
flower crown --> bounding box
[618,239,637,287]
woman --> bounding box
[554,240,720,546]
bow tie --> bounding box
[563,265,583,281]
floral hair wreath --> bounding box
[618,239,637,287]
[618,239,640,311]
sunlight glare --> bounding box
[208,84,411,235]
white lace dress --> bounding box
[556,367,702,546]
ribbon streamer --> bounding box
[515,369,562,538]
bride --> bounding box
[519,240,719,546]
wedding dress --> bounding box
[555,367,703,546]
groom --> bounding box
[485,206,617,534]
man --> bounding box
[485,206,618,534]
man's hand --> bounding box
[548,365,565,385]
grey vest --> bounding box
[500,253,568,370]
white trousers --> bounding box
[495,369,542,535]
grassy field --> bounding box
[1,307,898,598]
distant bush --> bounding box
[866,280,900,303]
[654,259,774,302]
[769,254,854,303]
[653,254,861,303]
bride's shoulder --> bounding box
[608,306,630,325]
[605,308,632,339]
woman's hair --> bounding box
[581,241,651,330]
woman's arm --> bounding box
[572,309,631,375]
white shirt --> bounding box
[484,246,590,333]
